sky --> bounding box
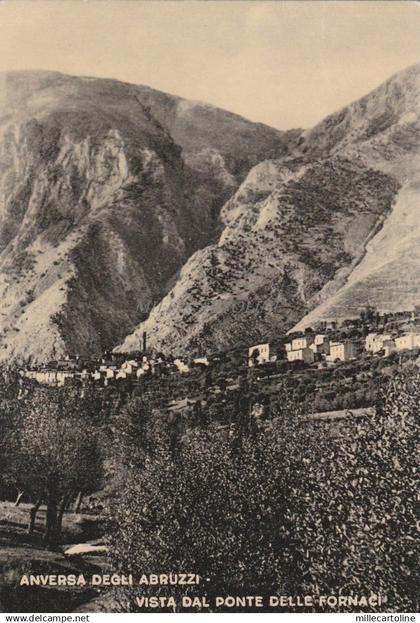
[0,0,419,129]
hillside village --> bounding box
[250,313,420,366]
[20,306,420,419]
[0,63,418,371]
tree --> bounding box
[109,384,315,612]
[290,368,419,611]
[0,367,23,501]
[8,387,103,544]
[110,427,312,611]
[250,348,260,367]
[112,394,168,470]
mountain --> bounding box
[0,70,297,362]
[119,63,420,355]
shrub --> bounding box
[110,416,317,611]
[291,369,419,611]
[109,369,419,612]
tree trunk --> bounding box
[28,499,42,535]
[57,492,72,535]
[73,491,84,513]
[66,491,75,511]
[14,490,24,507]
[45,499,59,545]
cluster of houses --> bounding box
[23,352,209,387]
[248,329,420,368]
[21,309,420,387]
[286,334,358,364]
[248,333,358,367]
[365,332,420,356]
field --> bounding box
[0,502,108,612]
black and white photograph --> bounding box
[0,0,419,616]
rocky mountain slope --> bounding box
[0,71,297,362]
[119,63,420,355]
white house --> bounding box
[100,364,117,373]
[174,358,190,374]
[327,342,357,362]
[24,370,47,384]
[56,370,74,386]
[395,334,420,351]
[193,357,209,366]
[376,335,392,352]
[365,333,392,353]
[25,369,75,386]
[121,360,139,375]
[291,335,314,351]
[105,367,115,379]
[287,347,314,364]
[365,333,378,351]
[248,343,270,366]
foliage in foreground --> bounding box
[0,379,105,543]
[110,368,419,612]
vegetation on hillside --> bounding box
[0,363,418,612]
[0,377,112,543]
[107,366,419,612]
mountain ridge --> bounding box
[118,62,420,355]
[0,65,419,361]
[0,70,298,362]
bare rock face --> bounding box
[119,158,399,354]
[0,71,297,362]
[119,63,420,355]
